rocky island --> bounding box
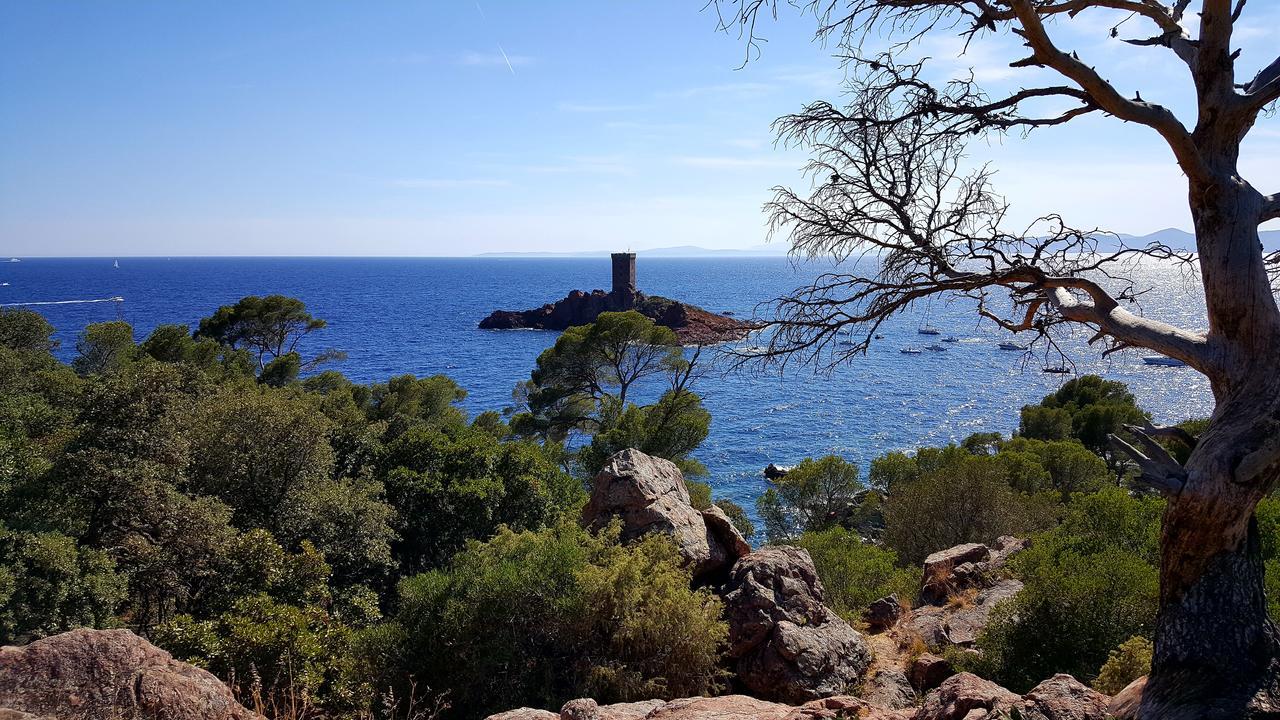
[479,253,756,344]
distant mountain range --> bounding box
[476,244,789,258]
[477,229,1279,258]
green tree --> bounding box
[757,455,865,543]
[196,295,344,373]
[1018,376,1150,465]
[72,321,137,376]
[0,308,57,353]
[0,526,127,644]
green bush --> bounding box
[797,526,916,621]
[374,521,726,718]
[0,527,127,643]
[1093,635,1152,695]
[882,453,1058,566]
[973,488,1162,692]
[757,455,865,543]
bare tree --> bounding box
[716,1,1280,717]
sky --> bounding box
[1,1,1277,257]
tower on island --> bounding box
[611,252,637,309]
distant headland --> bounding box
[479,252,757,344]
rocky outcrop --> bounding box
[863,668,916,710]
[721,546,872,704]
[914,673,1109,720]
[0,628,261,720]
[895,537,1028,653]
[583,449,749,583]
[480,291,754,345]
[488,710,558,720]
[866,594,904,633]
[1106,676,1144,720]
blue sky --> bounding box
[1,1,1277,256]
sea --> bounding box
[0,256,1213,517]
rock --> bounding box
[866,594,904,633]
[903,578,1023,653]
[721,546,872,704]
[916,673,1021,720]
[863,668,916,710]
[920,543,992,605]
[764,463,792,480]
[920,539,1029,606]
[785,696,914,720]
[0,628,261,720]
[594,700,666,720]
[643,695,793,720]
[487,710,558,720]
[909,653,955,692]
[1106,676,1144,720]
[1019,674,1110,720]
[479,288,754,345]
[583,449,747,583]
[560,698,601,720]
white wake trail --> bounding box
[2,297,124,307]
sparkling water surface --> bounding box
[1,256,1213,514]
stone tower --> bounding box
[611,252,637,309]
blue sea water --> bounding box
[0,256,1213,515]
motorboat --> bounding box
[1043,366,1072,374]
[900,347,923,354]
[942,336,960,343]
[1143,355,1187,367]
[998,342,1026,351]
[925,344,947,352]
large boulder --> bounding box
[583,449,748,582]
[1019,675,1110,720]
[0,628,261,720]
[915,673,1022,720]
[487,711,558,720]
[862,668,916,710]
[721,546,872,704]
[642,695,794,720]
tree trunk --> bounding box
[1140,187,1280,716]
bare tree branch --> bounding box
[1007,0,1212,184]
[1244,55,1280,111]
[1110,429,1188,496]
[1264,194,1280,224]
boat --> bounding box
[900,346,923,354]
[918,326,941,335]
[838,340,856,346]
[6,259,18,263]
[998,342,1026,351]
[113,260,119,269]
[874,334,885,340]
[925,344,947,352]
[942,336,960,343]
[1043,366,1072,374]
[1143,356,1187,367]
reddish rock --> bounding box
[1019,674,1110,720]
[582,449,748,583]
[643,695,793,720]
[487,710,558,720]
[903,579,1023,651]
[910,653,955,692]
[866,594,905,633]
[1106,676,1144,720]
[594,700,666,720]
[0,628,261,720]
[920,544,992,605]
[785,695,914,720]
[916,672,1021,720]
[560,698,601,720]
[722,546,872,704]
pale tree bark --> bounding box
[715,1,1280,716]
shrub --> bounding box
[1094,635,1153,695]
[757,455,864,542]
[0,527,127,643]
[973,488,1162,692]
[797,527,916,621]
[374,521,726,718]
[882,453,1058,566]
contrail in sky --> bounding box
[474,1,517,77]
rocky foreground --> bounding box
[479,291,755,345]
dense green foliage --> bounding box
[1093,635,1153,695]
[370,522,726,718]
[795,526,915,621]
